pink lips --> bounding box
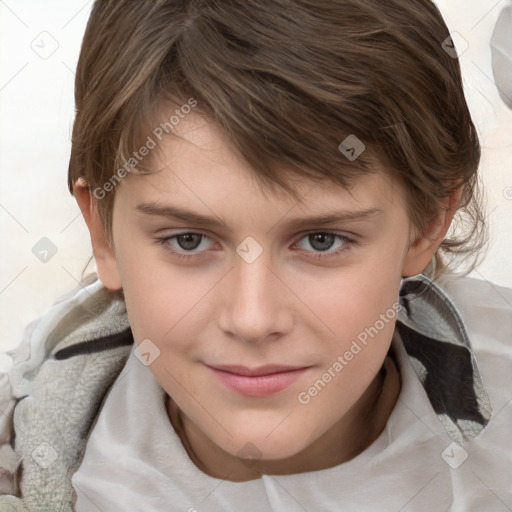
[205,364,311,397]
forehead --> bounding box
[122,111,405,216]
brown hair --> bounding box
[69,0,487,278]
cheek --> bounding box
[301,254,402,346]
[116,244,217,361]
[297,246,402,399]
[119,264,207,401]
[298,291,399,434]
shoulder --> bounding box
[436,272,512,357]
[0,273,134,504]
[6,273,131,385]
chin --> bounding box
[221,427,312,462]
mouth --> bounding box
[205,364,312,397]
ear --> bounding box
[73,177,123,291]
[401,185,464,277]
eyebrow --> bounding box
[136,202,382,231]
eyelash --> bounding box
[155,231,357,261]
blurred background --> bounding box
[1,0,511,371]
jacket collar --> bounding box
[396,274,491,442]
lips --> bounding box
[205,363,311,397]
[207,364,306,377]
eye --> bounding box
[293,232,356,259]
[156,232,216,260]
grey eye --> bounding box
[307,233,336,251]
[176,233,203,250]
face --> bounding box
[109,112,416,466]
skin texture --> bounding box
[74,112,461,481]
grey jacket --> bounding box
[0,273,492,511]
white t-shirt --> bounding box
[72,276,512,511]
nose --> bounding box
[218,249,294,344]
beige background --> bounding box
[1,0,511,372]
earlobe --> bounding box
[73,178,123,291]
[401,185,464,278]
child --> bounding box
[1,0,511,510]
